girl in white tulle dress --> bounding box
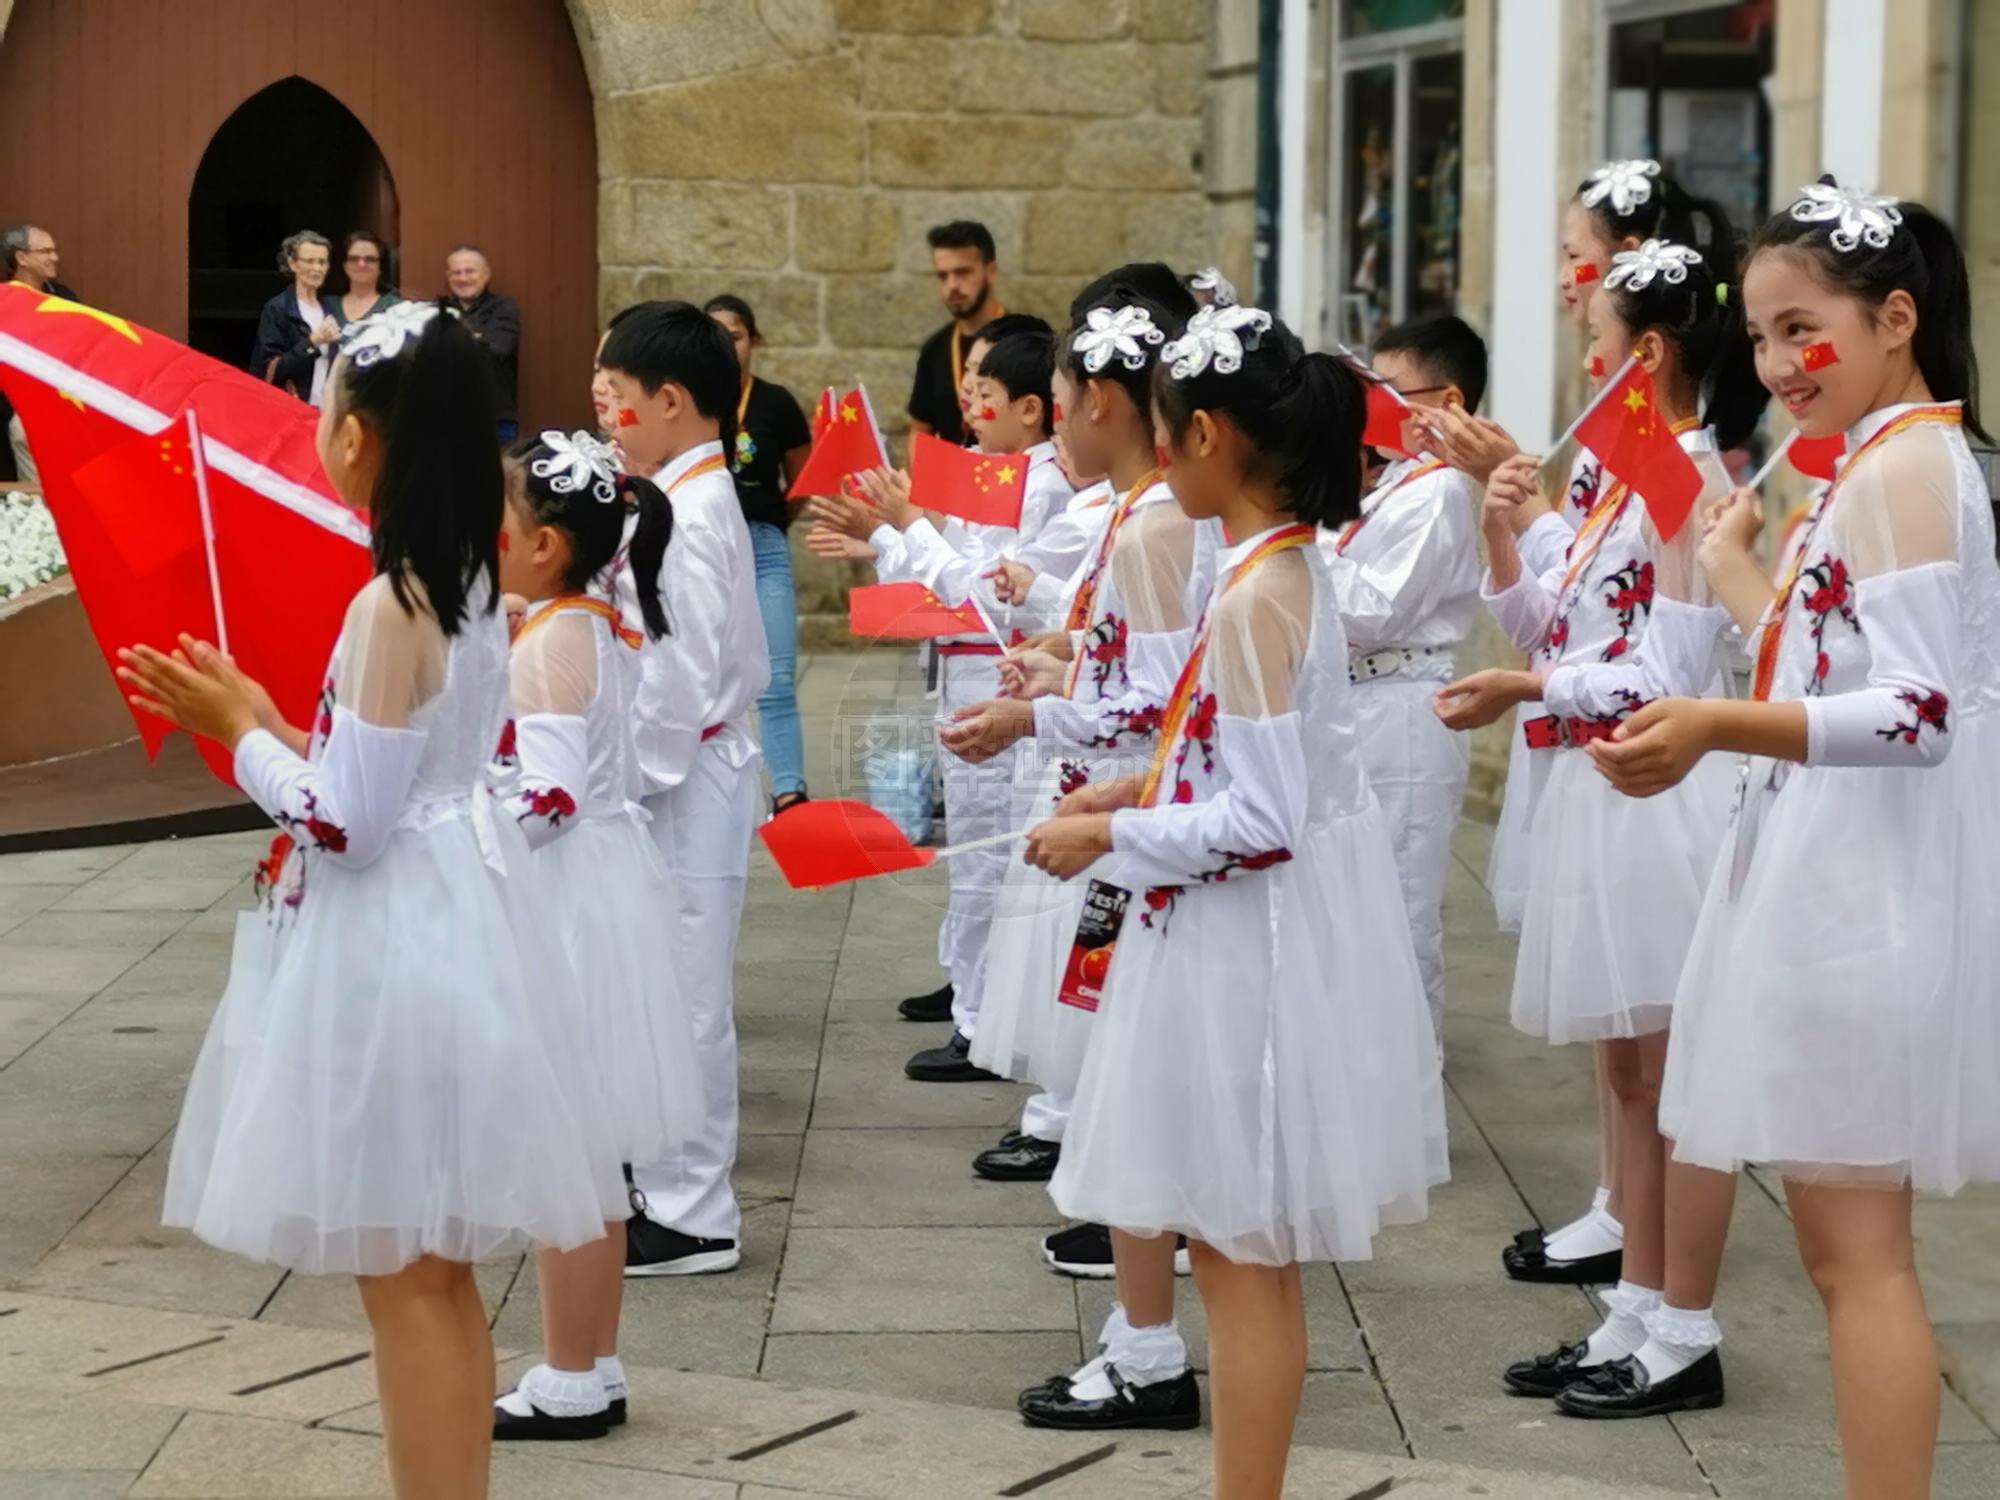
[120,303,616,1500]
[1594,186,2000,1498]
[488,433,706,1442]
[943,283,1219,1429]
[1025,306,1446,1498]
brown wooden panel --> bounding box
[0,0,596,430]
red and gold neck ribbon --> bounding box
[1137,523,1317,808]
[1334,457,1447,555]
[1553,479,1634,605]
[1751,404,1963,701]
[669,452,730,494]
[1064,467,1165,635]
[514,594,644,651]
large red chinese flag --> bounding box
[1573,361,1706,542]
[757,797,936,889]
[789,387,888,499]
[0,286,371,787]
[908,431,1029,527]
[848,582,984,640]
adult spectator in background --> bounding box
[336,232,396,333]
[446,245,521,441]
[2,222,78,487]
[706,293,814,814]
[907,221,1004,446]
[250,230,340,406]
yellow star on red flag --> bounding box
[996,463,1017,485]
[35,293,141,344]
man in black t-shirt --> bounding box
[907,220,1005,447]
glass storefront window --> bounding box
[1606,3,1775,234]
[1340,65,1396,340]
[1409,53,1462,321]
[1343,0,1464,38]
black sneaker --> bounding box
[1042,1223,1192,1277]
[898,982,955,1023]
[1018,1364,1202,1431]
[973,1135,1060,1182]
[905,1031,1000,1082]
[624,1217,741,1278]
[1555,1350,1725,1419]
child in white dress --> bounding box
[1595,184,2000,1497]
[490,433,706,1440]
[122,303,617,1500]
[1026,307,1446,1497]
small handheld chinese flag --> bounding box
[789,387,887,499]
[758,798,936,889]
[1572,361,1705,542]
[809,386,838,443]
[1339,354,1413,455]
[909,431,1029,526]
[1790,431,1845,481]
[848,582,984,640]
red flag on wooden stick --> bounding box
[908,431,1028,526]
[1572,360,1706,542]
[790,387,888,499]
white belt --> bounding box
[1349,645,1451,684]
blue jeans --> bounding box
[749,521,806,796]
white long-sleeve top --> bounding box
[1324,456,1482,667]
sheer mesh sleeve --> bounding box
[233,575,435,870]
[502,611,599,849]
[1108,553,1314,887]
[1802,427,1964,768]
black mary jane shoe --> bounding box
[973,1135,1060,1182]
[1501,1234,1622,1286]
[1018,1365,1202,1432]
[493,1395,611,1442]
[898,982,956,1023]
[905,1031,1001,1083]
[607,1397,627,1427]
[1554,1351,1725,1419]
[1502,1339,1599,1397]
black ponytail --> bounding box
[619,474,674,641]
[1749,182,1988,442]
[1153,314,1369,529]
[506,433,676,641]
[1606,235,1768,450]
[343,300,501,635]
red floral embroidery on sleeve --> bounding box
[1137,847,1294,935]
[1598,558,1653,662]
[495,718,518,767]
[1081,614,1131,696]
[1876,688,1950,746]
[1056,759,1091,803]
[1090,701,1163,748]
[518,786,578,827]
[1797,554,1860,696]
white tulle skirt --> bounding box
[1050,802,1448,1265]
[533,811,706,1174]
[1509,745,1734,1044]
[970,756,1101,1092]
[1486,724,1552,933]
[1662,710,2000,1192]
[164,809,623,1275]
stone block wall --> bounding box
[569,0,1225,645]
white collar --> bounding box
[1676,424,1717,455]
[1845,399,1963,453]
[1216,519,1309,570]
[653,439,728,490]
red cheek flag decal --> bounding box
[909,431,1029,526]
[757,797,937,889]
[847,582,985,640]
[1570,357,1705,543]
[0,285,371,788]
[789,385,888,499]
[1572,261,1601,285]
[1801,341,1840,372]
[1590,354,1608,378]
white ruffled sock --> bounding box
[1543,1204,1623,1264]
[1581,1281,1660,1366]
[1069,1316,1187,1402]
[495,1362,609,1419]
[1634,1303,1721,1383]
[595,1355,627,1402]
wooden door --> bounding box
[0,0,597,431]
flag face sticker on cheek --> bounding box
[1572,262,1600,285]
[1801,341,1840,372]
[616,408,640,428]
[1590,354,1607,378]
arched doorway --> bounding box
[188,78,401,372]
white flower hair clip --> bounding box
[1581,159,1662,218]
[530,430,621,504]
[1189,266,1239,307]
[1072,303,1166,374]
[1161,304,1274,380]
[1605,239,1704,293]
[341,299,447,368]
[1789,181,1903,253]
